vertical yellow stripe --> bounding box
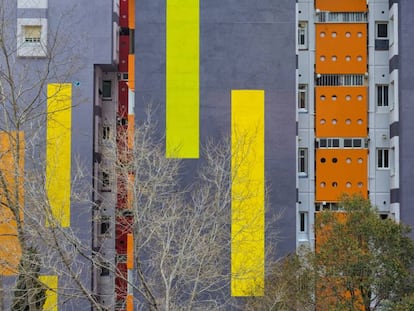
[46,84,71,227]
[166,0,199,158]
[231,90,265,296]
[39,275,58,311]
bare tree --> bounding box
[0,0,102,309]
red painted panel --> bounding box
[119,0,129,28]
[119,36,130,72]
[118,81,129,118]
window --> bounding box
[298,84,308,111]
[299,212,308,233]
[17,18,47,57]
[298,148,308,176]
[376,23,388,39]
[319,138,340,148]
[23,25,41,42]
[377,85,389,107]
[101,171,111,191]
[377,149,389,169]
[102,126,110,140]
[298,22,308,49]
[102,80,112,99]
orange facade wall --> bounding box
[315,0,367,12]
[0,132,24,276]
[316,24,367,74]
[315,86,367,138]
[316,149,368,202]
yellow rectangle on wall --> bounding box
[46,83,71,227]
[40,275,58,311]
[231,90,265,296]
[166,0,199,158]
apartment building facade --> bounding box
[2,0,414,309]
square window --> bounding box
[23,25,41,43]
[17,18,47,57]
[377,23,388,39]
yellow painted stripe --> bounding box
[40,275,58,311]
[231,90,265,296]
[166,0,199,158]
[0,131,24,276]
[46,84,71,227]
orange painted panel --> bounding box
[128,0,135,29]
[126,294,134,311]
[128,54,135,91]
[127,233,134,269]
[128,114,135,149]
[315,86,367,138]
[315,0,367,12]
[316,149,368,202]
[316,24,367,74]
[0,131,24,276]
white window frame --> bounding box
[376,84,389,109]
[298,84,308,112]
[298,22,308,50]
[17,18,47,57]
[377,148,389,169]
[376,22,388,39]
[298,148,308,176]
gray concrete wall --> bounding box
[398,0,414,234]
[135,0,297,272]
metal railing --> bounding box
[316,12,368,23]
[316,74,365,86]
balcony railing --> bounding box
[316,12,368,23]
[316,74,365,86]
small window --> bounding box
[298,22,308,49]
[102,126,110,140]
[377,85,389,107]
[101,171,111,190]
[376,23,388,39]
[300,212,307,233]
[298,84,308,111]
[102,80,112,99]
[298,148,308,176]
[100,217,110,234]
[344,139,352,148]
[23,25,41,43]
[377,149,389,169]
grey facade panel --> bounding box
[398,1,414,233]
[17,8,47,18]
[391,188,400,204]
[390,121,399,138]
[389,55,399,73]
[135,0,296,263]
